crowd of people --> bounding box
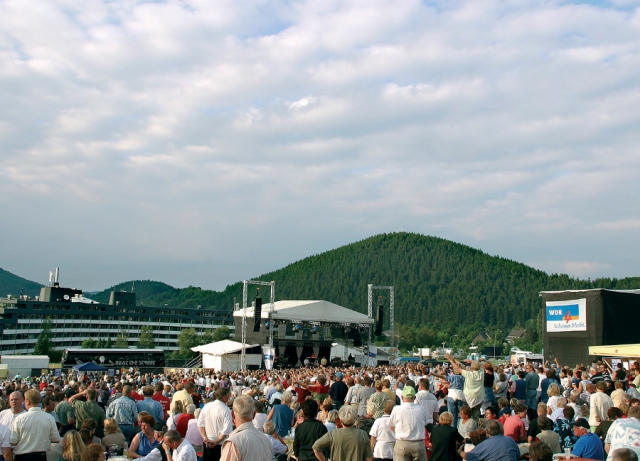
[1,355,640,461]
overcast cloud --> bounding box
[1,0,639,291]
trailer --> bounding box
[0,355,50,378]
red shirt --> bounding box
[175,414,195,437]
[129,391,144,402]
[152,393,171,419]
[503,415,526,443]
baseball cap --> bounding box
[402,386,416,398]
[335,372,344,379]
[574,419,590,430]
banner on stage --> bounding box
[263,346,275,370]
[369,345,377,366]
[546,298,587,332]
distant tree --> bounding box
[176,328,199,359]
[96,338,107,348]
[201,326,231,345]
[106,336,113,349]
[138,326,155,349]
[34,317,54,358]
[81,338,97,349]
[115,329,129,348]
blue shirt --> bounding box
[447,374,465,391]
[137,397,164,424]
[572,432,604,461]
[466,434,520,461]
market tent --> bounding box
[72,362,108,371]
[233,300,374,324]
[191,340,262,371]
[588,344,640,357]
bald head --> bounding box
[9,391,24,413]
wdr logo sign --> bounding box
[546,299,587,332]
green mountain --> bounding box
[6,233,640,351]
[0,268,43,298]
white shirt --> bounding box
[10,407,60,454]
[415,390,438,424]
[389,402,427,441]
[370,415,395,459]
[197,400,233,445]
[173,438,197,461]
[0,409,25,428]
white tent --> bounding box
[589,344,640,358]
[191,340,262,372]
[232,300,374,324]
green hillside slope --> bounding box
[0,268,43,298]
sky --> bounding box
[1,0,640,292]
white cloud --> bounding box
[1,0,640,289]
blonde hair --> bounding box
[104,418,119,434]
[439,411,454,425]
[547,383,561,397]
[62,431,86,461]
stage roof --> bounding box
[191,339,260,356]
[589,344,640,357]
[232,300,374,324]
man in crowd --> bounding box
[606,405,640,459]
[572,419,604,461]
[198,388,233,461]
[415,378,439,431]
[10,389,60,461]
[611,449,639,461]
[0,392,26,428]
[312,405,373,461]
[220,395,271,461]
[68,387,106,437]
[328,372,348,411]
[528,442,553,461]
[590,381,614,432]
[389,386,428,461]
[525,364,540,412]
[136,386,164,426]
[162,429,197,461]
[105,385,139,443]
[152,382,171,422]
[171,384,193,412]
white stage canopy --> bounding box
[232,300,374,324]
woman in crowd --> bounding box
[430,411,464,461]
[129,415,160,459]
[324,410,338,432]
[268,390,295,437]
[101,418,127,451]
[253,401,269,431]
[81,444,105,461]
[61,431,87,461]
[494,373,509,400]
[165,401,184,431]
[458,405,477,438]
[546,384,562,413]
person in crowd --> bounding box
[553,406,578,450]
[355,377,376,418]
[252,401,268,431]
[101,418,127,451]
[293,399,327,461]
[527,403,547,443]
[458,405,478,438]
[11,389,61,461]
[528,441,553,461]
[525,364,541,412]
[152,383,171,423]
[324,410,338,432]
[355,402,377,436]
[590,381,615,432]
[166,401,185,431]
[369,400,395,461]
[369,381,390,419]
[503,403,527,443]
[430,411,464,461]
[129,415,160,459]
[415,378,438,431]
[61,431,86,461]
[198,388,233,461]
[170,385,193,414]
[162,429,197,461]
[596,406,623,443]
[605,405,640,459]
[80,444,104,461]
[328,372,348,412]
[611,448,639,461]
[105,385,139,444]
[536,416,562,454]
[220,396,271,461]
[262,422,288,461]
[389,386,428,461]
[312,405,373,461]
[268,391,295,437]
[571,419,604,460]
[459,420,519,461]
[446,354,485,421]
[176,405,196,438]
[56,390,77,436]
[68,388,106,438]
[136,387,164,427]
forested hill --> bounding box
[0,268,42,298]
[87,233,640,330]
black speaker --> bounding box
[353,336,362,347]
[375,303,384,336]
[330,327,345,339]
[253,297,262,332]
